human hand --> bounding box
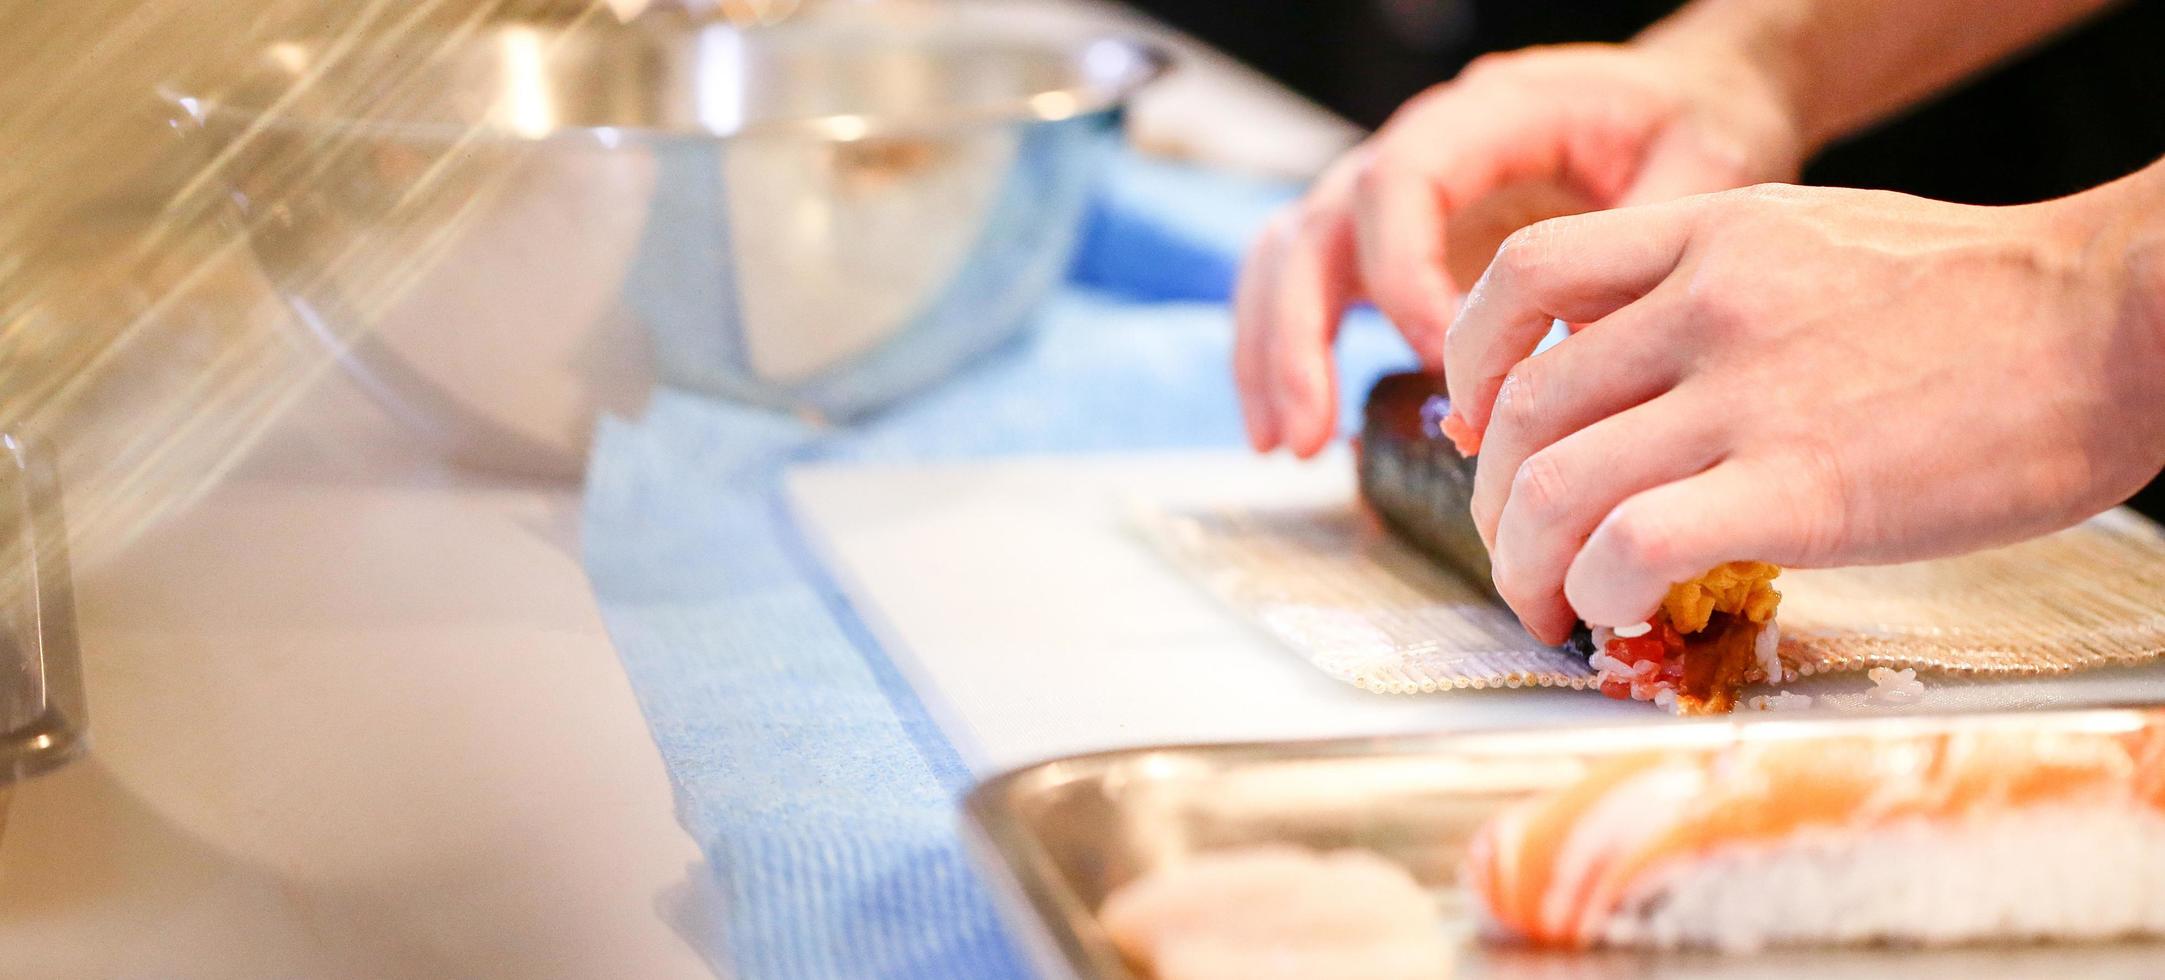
[1445,179,2165,643]
[1234,41,1804,457]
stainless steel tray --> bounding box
[965,708,2165,978]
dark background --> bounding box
[1127,0,2165,204]
[1128,0,2165,516]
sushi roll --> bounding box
[1358,372,1498,587]
[1358,372,1782,714]
[1465,726,2165,952]
[1587,561,1782,714]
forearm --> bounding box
[1635,0,2118,151]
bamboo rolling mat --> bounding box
[1138,504,2165,698]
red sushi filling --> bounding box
[1596,614,1766,714]
[1597,621,1687,701]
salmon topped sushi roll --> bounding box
[1466,725,2165,952]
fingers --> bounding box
[1614,131,1735,208]
[1351,94,1562,365]
[1467,304,1687,548]
[1443,202,1699,439]
[1565,455,1838,627]
[1487,391,1730,642]
[1269,208,1358,457]
[1352,156,1454,366]
[1231,229,1284,451]
[1232,159,1363,456]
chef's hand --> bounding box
[1447,177,2165,643]
[1233,42,1803,457]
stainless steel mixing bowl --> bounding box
[180,6,1166,476]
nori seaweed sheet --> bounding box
[1358,371,1595,661]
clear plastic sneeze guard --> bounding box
[0,435,88,790]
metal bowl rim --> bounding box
[166,27,1172,147]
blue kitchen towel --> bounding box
[581,156,1409,978]
[1068,154,1298,302]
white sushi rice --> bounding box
[1599,803,2165,953]
[1613,621,1653,639]
[1587,652,1656,679]
[1747,691,1814,711]
[1867,666,1926,705]
[1753,621,1782,682]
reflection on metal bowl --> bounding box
[179,6,1167,477]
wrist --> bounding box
[1629,14,1814,165]
[2040,162,2165,475]
[2050,165,2165,349]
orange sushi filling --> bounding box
[1594,562,1781,715]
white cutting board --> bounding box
[788,450,1660,775]
[788,449,2165,776]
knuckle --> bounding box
[1350,151,1389,200]
[1491,366,1546,432]
[1350,146,1417,215]
[1293,198,1341,240]
[1780,440,1853,564]
[1456,54,1501,83]
[1491,223,1554,283]
[1509,450,1573,524]
[1601,503,1673,578]
[1680,278,1751,333]
[1385,86,1442,123]
[1741,181,1804,203]
[1717,183,1803,223]
[1459,50,1523,82]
